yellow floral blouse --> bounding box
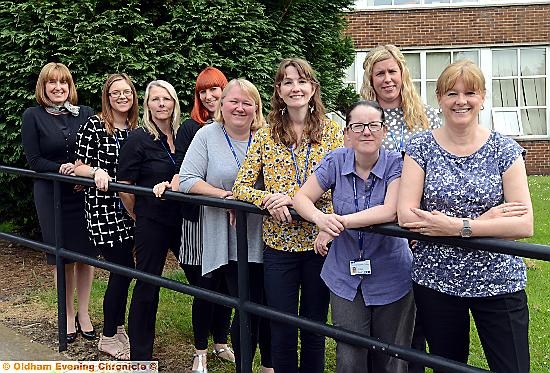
[233,120,343,252]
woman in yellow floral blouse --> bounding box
[233,58,343,373]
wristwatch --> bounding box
[89,166,100,178]
[460,219,472,238]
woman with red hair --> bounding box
[164,67,235,372]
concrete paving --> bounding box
[0,322,66,360]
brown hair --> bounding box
[361,45,429,130]
[100,73,139,135]
[436,59,486,100]
[267,58,326,146]
[35,62,78,107]
[214,78,265,132]
[190,67,229,125]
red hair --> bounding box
[190,67,228,125]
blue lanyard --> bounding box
[221,126,252,169]
[113,128,128,150]
[160,140,176,167]
[352,176,375,259]
[289,143,311,187]
[388,121,405,153]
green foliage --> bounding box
[0,0,356,232]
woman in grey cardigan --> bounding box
[156,78,272,373]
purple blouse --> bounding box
[314,147,412,306]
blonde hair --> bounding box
[267,58,326,146]
[142,80,181,140]
[436,60,486,100]
[100,73,139,135]
[35,62,78,107]
[214,78,265,131]
[360,45,429,130]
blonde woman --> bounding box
[117,80,182,360]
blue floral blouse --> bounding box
[406,130,527,297]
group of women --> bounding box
[22,43,533,373]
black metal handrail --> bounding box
[2,164,549,372]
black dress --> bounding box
[21,105,98,264]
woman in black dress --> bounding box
[74,73,139,359]
[21,62,98,343]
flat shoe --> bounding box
[98,334,130,361]
[192,353,208,373]
[213,346,235,363]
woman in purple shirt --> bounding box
[293,100,414,373]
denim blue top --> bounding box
[314,147,412,306]
[406,130,527,297]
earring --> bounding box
[281,107,287,116]
[309,104,314,114]
[481,105,485,110]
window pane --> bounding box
[427,52,451,80]
[426,81,438,108]
[521,109,547,135]
[492,79,517,107]
[520,48,545,76]
[492,111,521,136]
[345,61,355,82]
[453,50,479,64]
[520,78,545,106]
[493,50,517,76]
[413,81,421,97]
[425,0,450,3]
[373,0,392,4]
[394,0,420,4]
[404,53,421,79]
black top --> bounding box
[175,118,203,222]
[75,115,134,247]
[118,126,182,226]
[22,105,95,172]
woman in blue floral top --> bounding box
[398,60,533,373]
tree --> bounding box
[0,0,356,231]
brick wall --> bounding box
[345,4,550,175]
[516,139,550,176]
[345,4,550,49]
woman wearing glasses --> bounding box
[294,100,414,373]
[117,80,183,360]
[74,73,139,360]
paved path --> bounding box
[0,322,66,360]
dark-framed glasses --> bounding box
[348,121,384,133]
[109,89,133,98]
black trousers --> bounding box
[213,260,272,371]
[128,216,181,360]
[100,238,135,337]
[414,283,529,373]
[181,264,232,350]
[263,247,329,373]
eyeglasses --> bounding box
[109,90,133,98]
[348,121,384,133]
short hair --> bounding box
[360,45,429,130]
[190,67,229,125]
[345,100,385,127]
[436,59,486,100]
[100,73,139,135]
[267,57,326,146]
[214,78,265,132]
[35,62,78,107]
[142,80,181,140]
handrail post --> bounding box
[53,180,68,352]
[236,210,252,372]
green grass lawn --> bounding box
[31,176,550,372]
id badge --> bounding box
[349,259,371,276]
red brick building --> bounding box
[344,0,550,174]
